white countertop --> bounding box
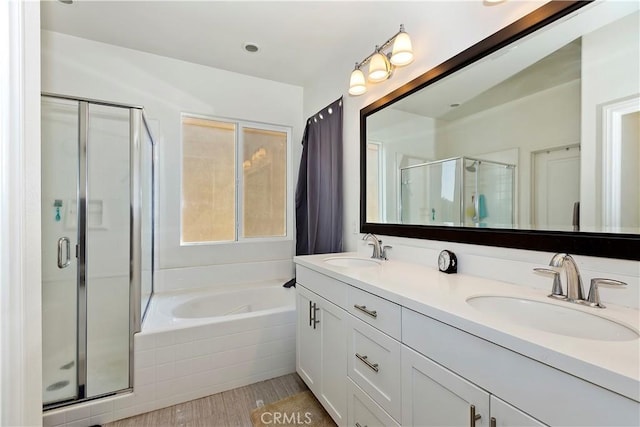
[294,252,640,403]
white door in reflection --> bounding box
[533,145,580,230]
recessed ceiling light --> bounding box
[243,43,260,53]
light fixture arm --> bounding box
[354,25,407,70]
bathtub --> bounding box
[124,280,297,419]
[144,280,296,331]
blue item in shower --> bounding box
[477,194,487,220]
[54,199,63,222]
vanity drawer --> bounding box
[348,378,400,427]
[348,285,401,339]
[348,315,402,422]
[296,265,347,309]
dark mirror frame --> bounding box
[360,0,640,261]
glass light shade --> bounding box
[349,68,367,95]
[390,32,414,66]
[368,52,391,82]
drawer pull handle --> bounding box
[355,353,379,373]
[355,423,368,427]
[312,303,320,329]
[490,417,496,427]
[470,405,482,427]
[354,304,378,318]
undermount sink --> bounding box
[323,256,381,268]
[467,296,639,342]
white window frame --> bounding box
[180,113,292,245]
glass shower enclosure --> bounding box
[400,157,515,228]
[41,94,155,408]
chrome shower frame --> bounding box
[41,93,156,410]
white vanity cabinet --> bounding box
[402,345,544,427]
[296,268,349,426]
[490,396,546,427]
[402,307,638,427]
[295,258,639,427]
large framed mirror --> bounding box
[360,0,640,260]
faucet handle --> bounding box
[534,267,564,299]
[381,245,392,260]
[586,278,627,308]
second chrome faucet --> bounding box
[534,253,627,309]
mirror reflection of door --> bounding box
[619,111,639,230]
[532,145,580,230]
[366,141,383,222]
[399,156,429,224]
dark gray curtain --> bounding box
[296,97,343,255]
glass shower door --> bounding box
[85,103,131,397]
[41,97,80,405]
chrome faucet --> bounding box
[363,233,382,259]
[548,253,584,302]
[535,253,627,309]
[362,233,391,260]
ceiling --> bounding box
[40,1,517,88]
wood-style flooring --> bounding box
[105,373,308,427]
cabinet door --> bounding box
[296,286,320,392]
[490,396,546,427]
[318,295,348,426]
[402,345,490,427]
[348,378,400,427]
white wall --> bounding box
[41,31,304,290]
[368,109,436,222]
[303,0,639,302]
[438,80,580,227]
[1,1,43,425]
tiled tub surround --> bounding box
[294,251,640,425]
[43,281,296,427]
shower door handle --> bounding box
[57,237,71,268]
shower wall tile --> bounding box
[90,411,115,426]
[153,330,176,348]
[64,405,90,422]
[155,345,176,365]
[89,399,114,416]
[65,417,90,427]
[154,362,175,382]
[43,410,65,427]
[134,332,155,351]
[134,349,155,369]
[136,366,156,386]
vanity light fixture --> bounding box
[348,24,414,96]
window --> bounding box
[181,115,289,244]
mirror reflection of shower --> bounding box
[400,156,515,227]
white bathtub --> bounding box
[144,280,295,331]
[125,280,297,419]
